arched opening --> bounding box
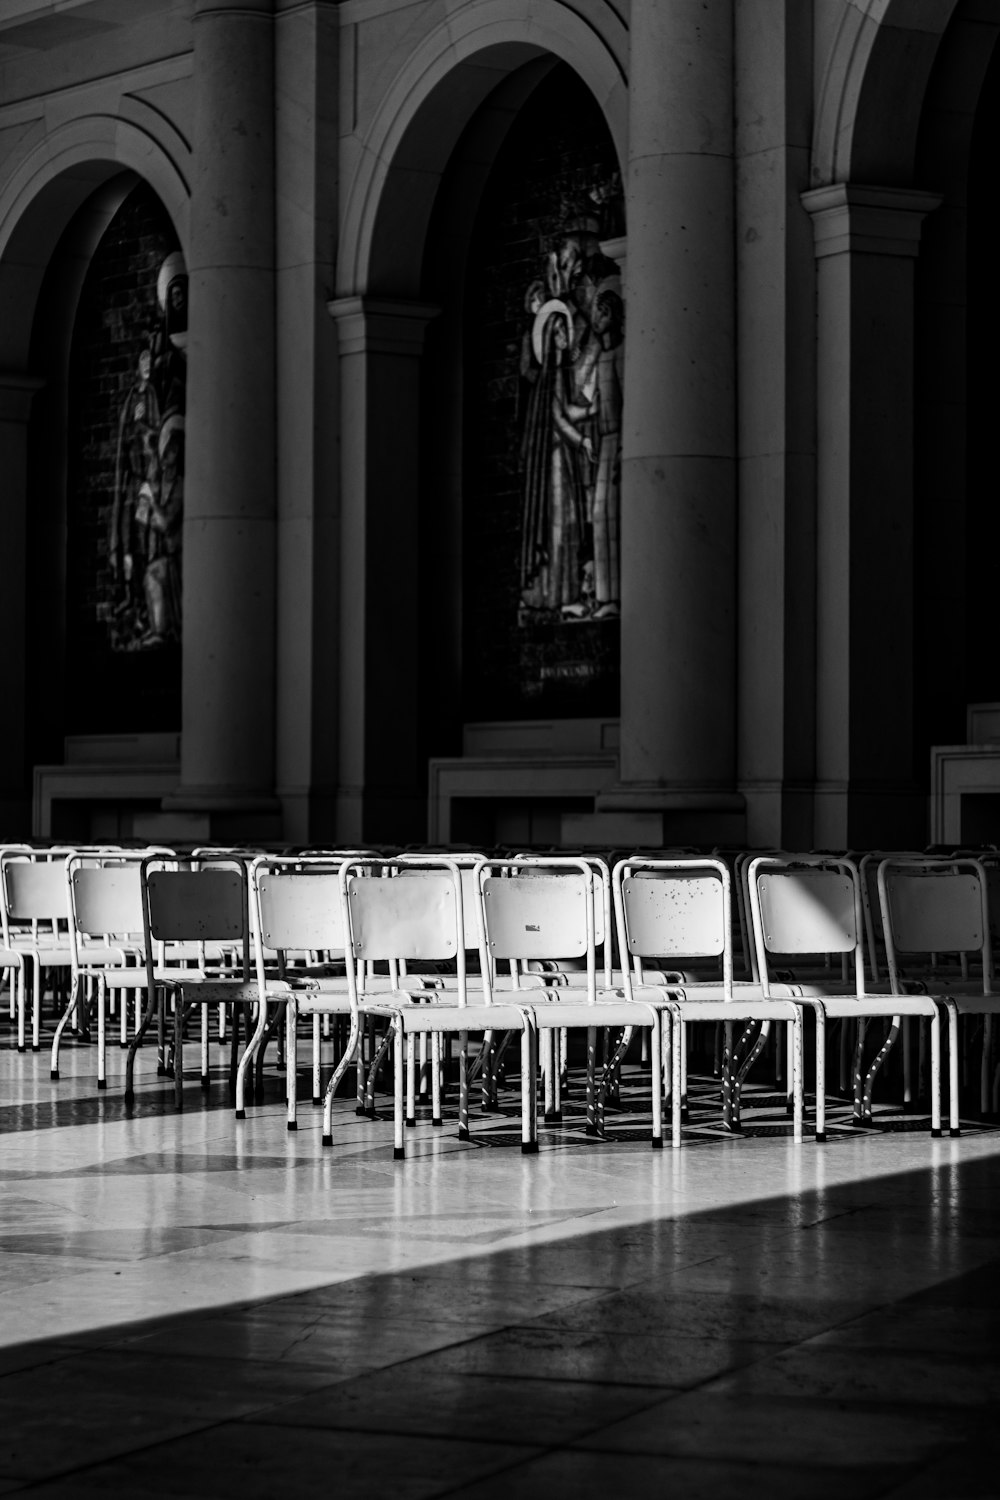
[0,159,187,837]
[338,21,626,843]
[910,1,1000,841]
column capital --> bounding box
[327,297,440,356]
[801,184,942,259]
[0,373,43,422]
[193,1,274,19]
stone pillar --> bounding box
[167,0,279,837]
[0,374,42,832]
[274,0,340,844]
[600,0,742,844]
[327,298,439,844]
[802,184,940,849]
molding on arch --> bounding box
[0,108,191,267]
[813,0,962,186]
[338,0,628,297]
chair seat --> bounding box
[361,996,531,1033]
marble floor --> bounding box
[1,1032,999,1499]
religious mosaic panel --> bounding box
[65,184,185,730]
[463,66,624,721]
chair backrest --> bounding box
[68,861,146,944]
[252,859,347,956]
[2,856,70,927]
[476,857,597,1004]
[141,858,251,978]
[394,853,487,953]
[747,856,866,997]
[341,861,464,996]
[877,857,990,992]
[613,857,731,999]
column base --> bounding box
[594,784,746,847]
[161,788,283,843]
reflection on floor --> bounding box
[1,1036,999,1498]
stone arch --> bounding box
[338,0,627,297]
[0,111,190,369]
[812,0,962,186]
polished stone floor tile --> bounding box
[23,1423,544,1500]
[262,1365,668,1445]
[2,1042,1000,1499]
[439,1448,906,1500]
[572,1389,969,1466]
[391,1323,777,1389]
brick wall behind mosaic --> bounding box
[463,65,624,721]
[65,184,185,732]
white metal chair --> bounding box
[323,857,539,1158]
[877,856,1000,1133]
[476,856,665,1147]
[126,857,267,1110]
[613,856,807,1147]
[748,855,943,1137]
[247,854,441,1130]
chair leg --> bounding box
[201,1002,210,1090]
[50,975,83,1081]
[324,1013,360,1146]
[97,978,107,1091]
[393,1020,405,1160]
[649,1012,663,1149]
[404,1032,416,1125]
[930,1008,942,1136]
[312,1013,322,1104]
[585,1026,598,1136]
[431,1033,442,1127]
[791,1011,803,1145]
[811,1003,827,1142]
[286,1000,298,1130]
[458,1032,470,1140]
[672,1014,683,1148]
[947,1002,960,1136]
[174,1000,184,1110]
[521,1018,538,1154]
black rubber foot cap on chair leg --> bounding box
[651,1136,663,1150]
[322,1133,332,1147]
[405,1117,416,1128]
[458,1126,470,1141]
[312,1097,321,1106]
[950,1127,962,1137]
[287,1121,297,1132]
[393,1147,405,1161]
[931,1127,942,1138]
[235,1108,245,1120]
[97,1079,107,1091]
[156,1065,166,1077]
[200,1076,210,1091]
[521,1141,539,1155]
[544,1111,563,1123]
[32,1045,40,1054]
[585,1124,599,1137]
[432,1118,443,1128]
[16,1045,25,1054]
[50,1069,59,1080]
[815,1131,827,1144]
[355,1105,367,1117]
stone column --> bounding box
[274,0,340,844]
[327,297,439,844]
[167,0,279,837]
[601,0,742,844]
[802,184,940,849]
[0,374,42,832]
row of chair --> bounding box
[2,844,998,1157]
